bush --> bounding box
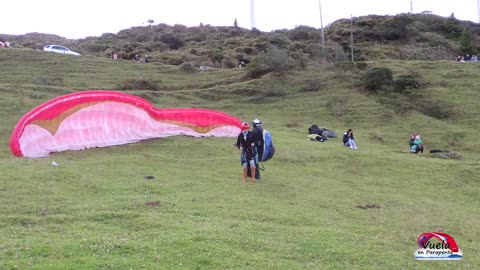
[246,47,292,79]
[180,63,196,73]
[301,78,323,92]
[267,47,291,73]
[362,67,393,93]
[245,61,271,79]
[160,33,185,50]
[393,74,420,92]
[290,50,309,70]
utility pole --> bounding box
[410,0,413,13]
[478,0,480,23]
[318,0,326,49]
[350,15,354,62]
[250,0,256,29]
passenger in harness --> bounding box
[236,122,257,183]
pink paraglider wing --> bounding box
[10,90,242,157]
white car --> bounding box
[43,45,81,56]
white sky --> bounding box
[1,0,478,39]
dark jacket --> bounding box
[251,126,264,157]
[409,138,415,147]
[236,132,256,160]
[343,130,354,144]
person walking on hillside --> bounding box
[236,122,257,184]
[250,119,263,179]
[343,128,359,150]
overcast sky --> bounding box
[1,0,478,39]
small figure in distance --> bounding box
[409,133,416,148]
[410,134,424,154]
[343,128,359,150]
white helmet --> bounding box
[252,119,261,125]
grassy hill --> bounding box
[0,48,479,269]
[2,13,480,65]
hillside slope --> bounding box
[0,49,478,269]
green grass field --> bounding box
[0,49,479,269]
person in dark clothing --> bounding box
[308,124,328,142]
[410,134,424,154]
[250,119,264,180]
[342,128,359,150]
[251,119,264,158]
[236,122,256,183]
[409,134,416,148]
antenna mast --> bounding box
[319,0,325,49]
[478,0,480,23]
[250,0,256,29]
[350,15,354,62]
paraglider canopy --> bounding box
[10,90,242,158]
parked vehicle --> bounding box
[43,45,80,56]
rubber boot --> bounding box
[250,167,256,183]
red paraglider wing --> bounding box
[10,90,242,157]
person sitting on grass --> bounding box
[410,134,424,154]
[342,128,359,150]
[409,134,416,148]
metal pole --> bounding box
[319,0,326,49]
[478,0,480,23]
[250,0,256,29]
[350,15,354,62]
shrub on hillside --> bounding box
[290,50,309,70]
[444,13,463,38]
[180,63,196,73]
[245,61,271,79]
[269,35,290,49]
[362,67,393,93]
[160,33,185,50]
[246,47,292,79]
[459,27,474,54]
[383,15,413,41]
[301,78,323,92]
[393,74,422,92]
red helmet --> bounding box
[241,122,250,131]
